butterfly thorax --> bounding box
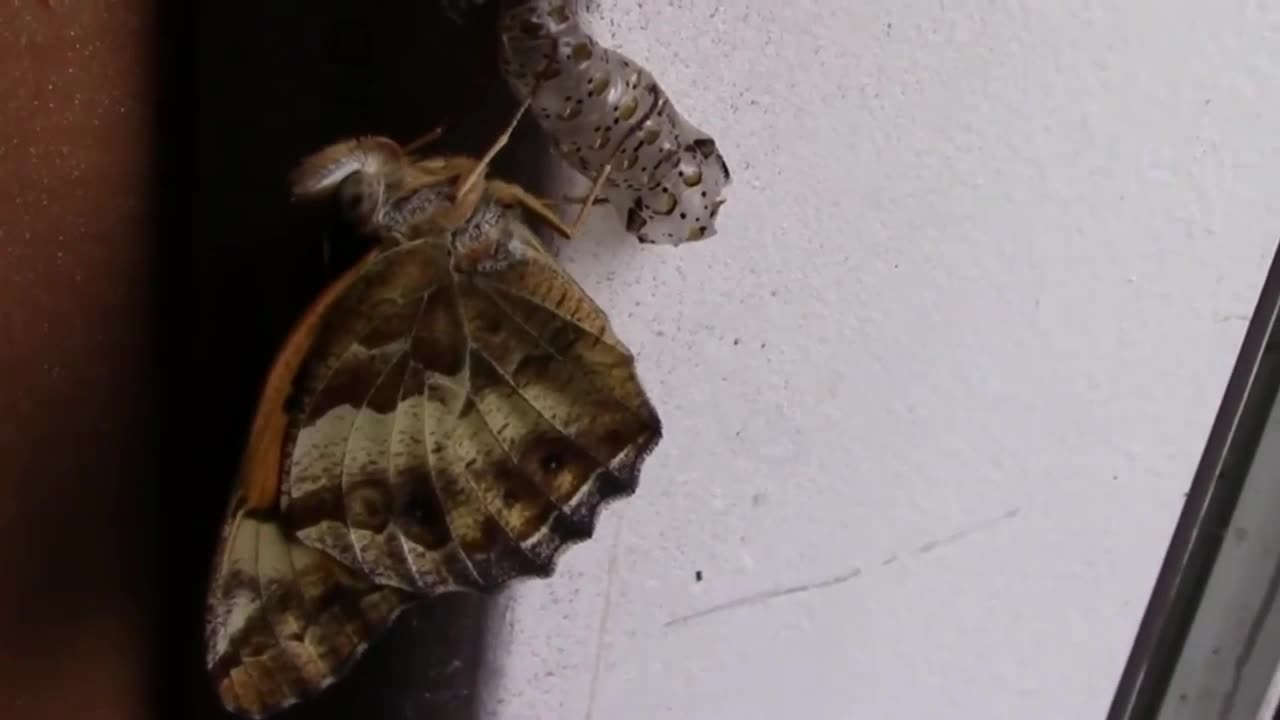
[377,183,455,242]
[372,180,527,275]
[446,197,527,274]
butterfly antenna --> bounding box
[453,97,531,200]
[404,123,449,159]
[567,163,613,236]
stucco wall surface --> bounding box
[479,3,1280,719]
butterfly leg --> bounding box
[429,162,489,230]
[453,97,531,202]
[491,166,614,240]
[565,163,612,236]
[489,180,574,239]
[413,156,483,186]
[540,193,610,209]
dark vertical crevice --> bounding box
[178,1,547,717]
[151,0,196,717]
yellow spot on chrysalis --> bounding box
[559,102,582,121]
[617,94,638,122]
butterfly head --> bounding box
[289,137,407,233]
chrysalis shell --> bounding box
[497,0,731,245]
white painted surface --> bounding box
[479,3,1280,719]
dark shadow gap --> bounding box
[168,1,549,717]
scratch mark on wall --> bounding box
[917,507,1021,554]
[584,516,626,720]
[663,567,863,629]
[663,506,1023,630]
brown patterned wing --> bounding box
[279,222,662,595]
[205,248,418,718]
[204,502,412,718]
[206,216,661,717]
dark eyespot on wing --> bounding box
[282,236,479,594]
[416,372,561,586]
[287,337,408,572]
[386,357,487,593]
[465,348,603,543]
[458,266,661,537]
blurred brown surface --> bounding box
[0,3,154,720]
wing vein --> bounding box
[483,279,612,346]
[477,285,646,467]
[410,284,481,583]
[447,284,536,569]
[336,338,410,577]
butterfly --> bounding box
[496,0,732,245]
[203,121,663,717]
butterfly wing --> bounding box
[281,221,661,595]
[204,502,412,717]
[206,212,661,717]
[204,244,422,712]
[204,249,417,718]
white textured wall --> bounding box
[480,3,1280,719]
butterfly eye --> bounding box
[336,171,381,227]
